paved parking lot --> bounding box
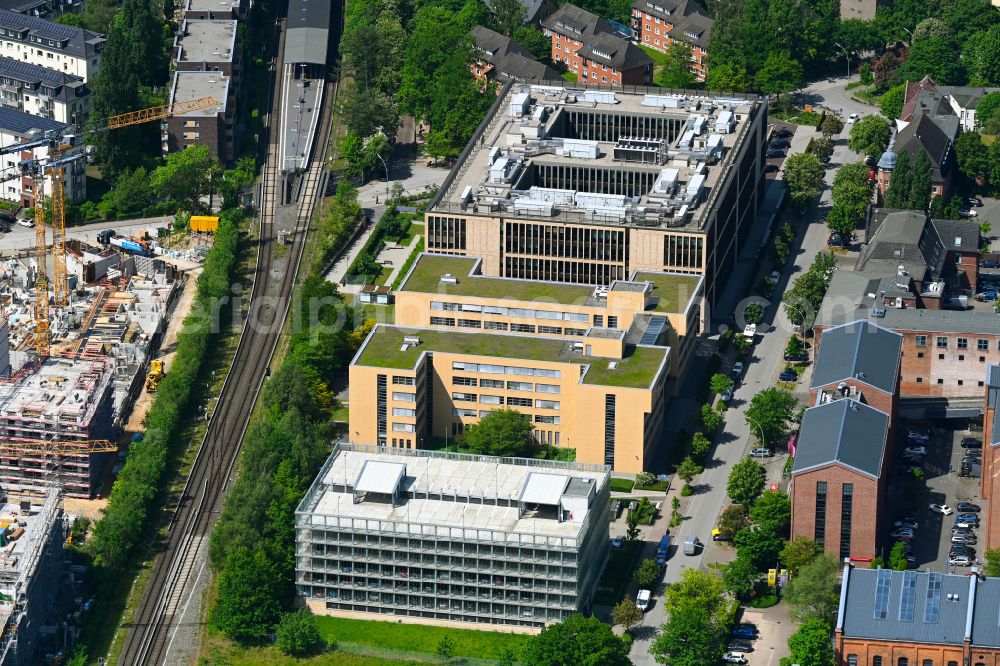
[882,420,983,571]
[738,606,796,666]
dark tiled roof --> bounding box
[900,76,937,122]
[0,55,87,101]
[894,113,957,183]
[577,32,652,72]
[792,399,888,478]
[857,210,978,281]
[811,320,902,395]
[483,0,556,24]
[472,26,560,83]
[543,4,609,38]
[0,105,65,133]
[0,8,102,59]
[631,0,712,47]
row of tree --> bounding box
[88,208,242,570]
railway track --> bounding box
[116,19,333,666]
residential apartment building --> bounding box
[182,0,242,20]
[295,443,610,630]
[875,113,958,203]
[0,9,102,82]
[0,490,63,666]
[835,565,1000,666]
[393,252,703,383]
[630,0,711,81]
[349,323,669,472]
[483,0,557,25]
[0,107,85,205]
[0,0,82,20]
[173,19,240,80]
[0,55,88,124]
[163,70,232,161]
[542,5,652,86]
[424,83,768,307]
[817,210,988,400]
[472,26,560,86]
[898,76,1000,133]
[791,320,901,562]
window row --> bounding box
[452,362,561,378]
[431,301,590,322]
[917,335,996,350]
[452,377,560,393]
[451,393,560,409]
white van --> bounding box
[636,589,651,612]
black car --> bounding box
[774,128,793,138]
[827,232,844,247]
[727,640,754,652]
[961,437,983,448]
[770,139,791,149]
[957,502,981,513]
[0,225,10,233]
[820,155,831,164]
[967,197,984,207]
[766,149,786,158]
[784,351,808,362]
[982,259,1000,269]
[764,163,779,173]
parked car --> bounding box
[848,113,860,123]
[961,438,983,449]
[894,519,919,529]
[766,149,786,158]
[784,351,808,362]
[731,362,744,381]
[727,640,754,652]
[712,528,733,542]
[750,448,772,458]
[820,155,832,164]
[636,589,651,611]
[930,503,953,515]
[890,527,915,540]
[779,368,798,382]
[16,218,32,228]
[951,533,977,545]
[721,387,733,403]
[967,197,984,207]
[770,139,791,149]
[723,653,749,664]
[764,163,779,173]
[957,513,980,524]
[827,232,844,247]
[959,209,978,218]
[731,625,757,639]
[611,536,624,549]
[982,259,1000,269]
[949,555,974,566]
[903,447,928,458]
[769,270,781,284]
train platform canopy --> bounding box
[284,0,331,65]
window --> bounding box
[939,354,945,360]
[840,484,853,559]
[511,323,535,333]
[898,659,908,666]
[392,392,415,402]
[538,325,562,335]
[392,408,415,417]
[507,381,532,391]
[917,352,924,358]
[959,355,965,361]
[392,376,414,385]
[593,315,604,327]
[452,377,477,386]
[979,339,989,351]
[937,336,948,348]
[959,380,964,386]
[507,397,532,407]
[535,415,559,424]
[451,392,477,402]
[814,482,827,546]
[915,335,927,347]
[922,660,933,666]
[872,658,882,666]
[536,383,560,394]
[392,423,415,432]
[480,379,504,389]
[604,394,616,466]
[917,377,923,383]
[847,658,858,666]
[484,321,508,331]
[457,319,481,329]
[480,395,503,405]
[608,316,619,329]
[430,316,455,327]
[535,400,560,410]
[958,338,968,349]
[937,378,944,384]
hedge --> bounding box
[88,208,242,569]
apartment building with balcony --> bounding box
[0,55,87,124]
[349,322,669,472]
[630,0,711,81]
[295,443,611,630]
[542,4,652,86]
[163,70,232,161]
[393,252,703,383]
[424,83,768,307]
[0,107,85,205]
[0,0,82,20]
[0,9,102,82]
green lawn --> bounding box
[639,44,668,68]
[561,71,578,82]
[332,404,349,422]
[610,477,635,493]
[314,616,533,661]
[201,635,426,665]
[593,541,644,605]
[399,221,424,246]
[634,272,702,313]
[581,345,667,389]
[635,480,669,492]
[771,110,822,126]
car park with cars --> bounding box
[731,624,757,639]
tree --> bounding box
[460,409,534,457]
[100,167,152,219]
[907,149,932,209]
[754,51,803,94]
[727,457,765,506]
[858,62,873,85]
[912,17,951,41]
[691,431,712,459]
[496,647,517,666]
[611,598,642,630]
[930,194,963,220]
[664,568,729,620]
[343,87,399,143]
[784,554,841,625]
[710,373,734,395]
[722,553,759,599]
[676,456,703,486]
[964,24,1000,86]
[718,503,748,538]
[734,527,785,570]
[626,513,640,542]
[889,541,910,571]
[831,161,873,225]
[976,91,1000,131]
[276,610,324,656]
[706,62,751,92]
[872,50,903,91]
[827,204,857,239]
[745,388,797,449]
[436,635,456,660]
[658,42,698,89]
[819,114,844,138]
[700,403,724,432]
[783,152,825,211]
[213,547,284,643]
[879,83,907,119]
[514,26,550,59]
[489,0,525,36]
[523,614,630,666]
[150,144,223,213]
[744,302,764,325]
[898,36,965,85]
[954,131,991,183]
[848,115,892,158]
[634,558,662,588]
[780,537,820,574]
[750,490,792,535]
[784,618,835,666]
[985,548,1000,577]
[883,150,912,208]
[651,604,726,666]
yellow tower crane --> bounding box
[1,97,221,357]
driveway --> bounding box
[628,119,861,665]
[798,75,877,119]
[0,215,173,255]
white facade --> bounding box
[0,10,104,82]
[0,113,85,205]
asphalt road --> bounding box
[628,119,860,665]
[799,75,875,120]
[0,216,172,255]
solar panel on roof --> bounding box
[874,568,892,620]
[924,573,942,623]
[898,570,916,621]
[640,317,666,345]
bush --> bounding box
[681,484,694,496]
[276,610,325,656]
[635,471,655,487]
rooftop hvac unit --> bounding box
[641,94,686,108]
[440,274,458,284]
[653,168,679,194]
[560,138,599,159]
[582,91,618,104]
[509,92,531,118]
[403,336,421,345]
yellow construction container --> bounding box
[189,215,219,233]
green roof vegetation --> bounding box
[356,326,666,388]
[634,272,702,313]
[400,254,594,303]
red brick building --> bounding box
[471,26,560,86]
[791,320,901,562]
[543,4,652,86]
[630,0,711,81]
[981,367,1000,551]
[836,565,1000,666]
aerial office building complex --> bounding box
[296,443,611,630]
[423,83,768,307]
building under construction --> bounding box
[0,489,63,666]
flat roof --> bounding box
[184,0,239,12]
[299,444,608,543]
[431,83,760,233]
[284,0,331,64]
[354,460,406,494]
[400,253,701,313]
[175,20,237,63]
[168,70,229,116]
[0,356,113,426]
[354,325,668,389]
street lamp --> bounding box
[902,27,913,44]
[375,153,390,204]
[746,414,766,448]
[834,42,850,81]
